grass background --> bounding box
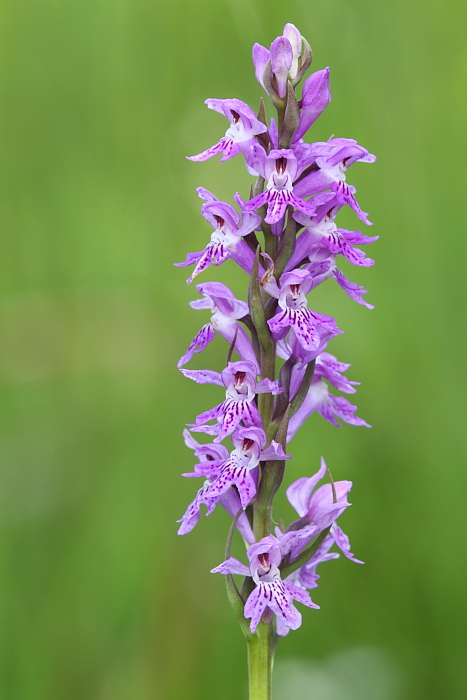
[1,0,466,698]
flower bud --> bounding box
[283,23,302,78]
[252,43,269,88]
[270,37,293,99]
[294,67,332,141]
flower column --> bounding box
[176,22,376,700]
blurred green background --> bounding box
[1,0,466,698]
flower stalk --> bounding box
[176,21,375,699]
[247,623,274,700]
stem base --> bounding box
[247,622,274,700]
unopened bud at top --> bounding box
[283,23,302,78]
[252,24,313,102]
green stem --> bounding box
[253,460,278,540]
[258,345,276,431]
[245,75,301,700]
[247,623,274,700]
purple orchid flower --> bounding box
[188,426,290,509]
[272,458,362,635]
[291,207,378,268]
[212,534,319,633]
[285,351,359,403]
[175,188,261,283]
[289,257,375,309]
[282,213,376,308]
[275,338,368,436]
[285,457,363,563]
[177,282,257,369]
[240,147,318,225]
[286,457,352,535]
[287,374,371,440]
[293,139,376,225]
[177,430,255,542]
[187,99,267,163]
[182,360,282,443]
[300,256,374,309]
[264,268,341,352]
[295,138,376,193]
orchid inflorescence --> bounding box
[175,22,375,657]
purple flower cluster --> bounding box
[176,23,375,637]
